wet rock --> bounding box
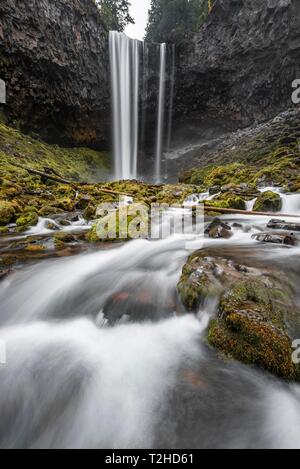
[178,250,300,381]
[59,219,72,227]
[102,289,179,325]
[0,201,15,225]
[16,212,38,228]
[0,268,12,281]
[252,232,297,246]
[209,185,221,195]
[267,219,300,232]
[45,221,59,231]
[83,204,96,220]
[253,191,282,212]
[205,218,232,239]
[75,196,91,210]
[54,232,76,249]
[38,206,63,217]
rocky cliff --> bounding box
[0,0,109,148]
[174,0,300,129]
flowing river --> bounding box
[1,192,300,449]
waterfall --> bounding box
[166,44,175,153]
[155,43,167,183]
[109,32,172,182]
[109,32,140,180]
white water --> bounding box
[2,205,300,447]
[281,193,300,215]
[109,32,140,180]
[155,43,167,183]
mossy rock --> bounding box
[86,205,148,243]
[178,251,300,381]
[38,206,63,217]
[208,193,246,210]
[208,277,300,381]
[177,254,226,311]
[253,191,282,212]
[0,201,15,225]
[54,232,76,249]
[16,212,38,227]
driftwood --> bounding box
[204,205,300,219]
[14,164,132,197]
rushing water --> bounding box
[1,201,300,448]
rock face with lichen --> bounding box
[0,0,109,148]
[178,250,300,381]
[175,0,300,130]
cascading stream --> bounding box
[2,208,300,448]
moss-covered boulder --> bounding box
[54,232,76,249]
[0,201,15,225]
[207,192,246,210]
[16,211,39,228]
[208,277,300,381]
[86,204,149,243]
[178,251,300,381]
[253,191,282,212]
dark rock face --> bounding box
[175,0,300,129]
[0,0,109,148]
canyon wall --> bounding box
[0,0,109,148]
[174,0,300,130]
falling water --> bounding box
[155,43,167,183]
[109,32,140,180]
[166,44,176,153]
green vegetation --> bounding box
[146,0,214,44]
[95,0,134,31]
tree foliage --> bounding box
[145,0,213,44]
[95,0,134,32]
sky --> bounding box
[125,0,152,40]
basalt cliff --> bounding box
[174,0,300,130]
[0,0,109,148]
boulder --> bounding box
[0,201,15,225]
[252,232,297,246]
[205,218,232,239]
[178,251,300,381]
[253,191,282,212]
[267,219,300,232]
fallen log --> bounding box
[204,205,300,219]
[14,164,133,196]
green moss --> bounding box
[16,212,38,227]
[208,277,300,381]
[208,193,246,210]
[0,201,15,225]
[0,122,110,184]
[253,191,281,212]
[54,232,76,249]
